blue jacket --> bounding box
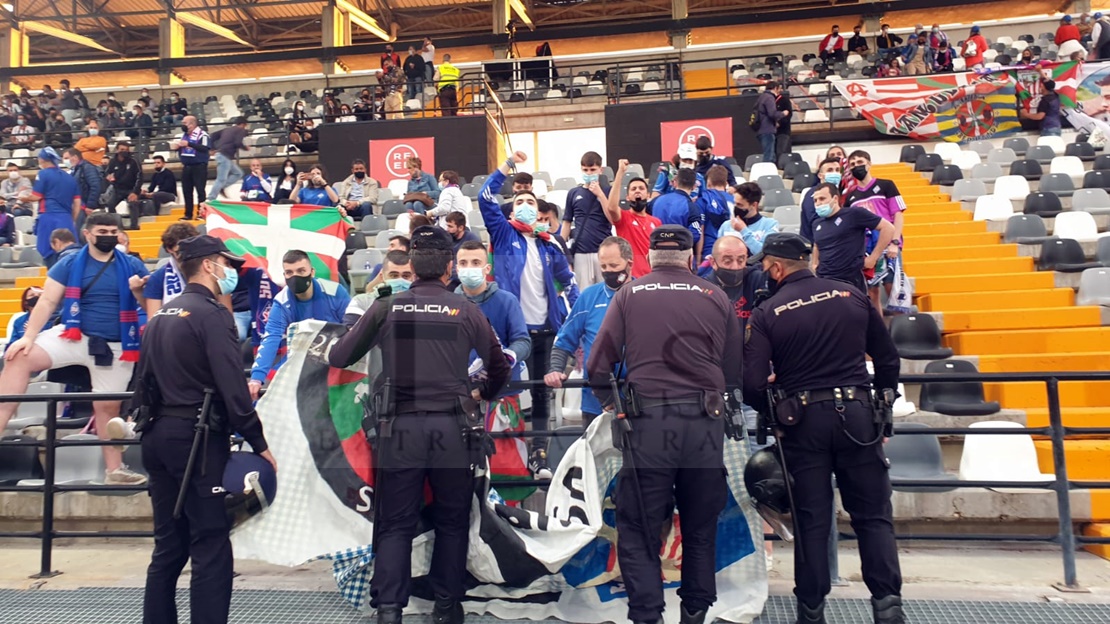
[717,214,781,255]
[901,41,936,66]
[72,160,101,209]
[250,278,350,382]
[457,281,531,397]
[553,281,618,415]
[651,189,703,246]
[697,188,734,258]
[652,167,705,200]
[696,156,737,186]
[479,169,579,331]
[407,173,441,200]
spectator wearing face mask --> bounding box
[5,287,51,352]
[63,148,100,220]
[843,150,906,311]
[4,114,35,148]
[336,159,379,217]
[47,114,71,149]
[297,119,318,153]
[693,136,736,186]
[800,157,844,242]
[606,159,660,278]
[876,24,903,59]
[161,91,187,126]
[901,32,934,76]
[427,170,470,226]
[126,105,153,141]
[103,142,143,228]
[74,119,106,166]
[819,25,846,63]
[141,155,178,210]
[239,159,274,203]
[560,151,612,286]
[651,144,706,200]
[337,104,356,122]
[137,88,153,109]
[847,25,869,54]
[715,182,781,257]
[934,41,956,72]
[273,159,299,203]
[291,164,339,207]
[929,24,948,49]
[1,163,33,216]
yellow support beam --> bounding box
[175,11,254,49]
[21,20,118,55]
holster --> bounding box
[457,396,493,469]
[611,375,633,452]
[367,378,396,440]
[130,373,163,434]
[873,387,896,438]
[772,389,805,427]
[720,390,745,442]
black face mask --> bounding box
[850,165,869,181]
[602,269,630,290]
[741,209,762,226]
[697,153,711,165]
[24,295,39,311]
[629,198,647,212]
[93,235,118,253]
[290,275,312,294]
[354,171,366,180]
[715,267,744,287]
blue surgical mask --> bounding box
[515,204,538,225]
[815,203,834,218]
[385,278,411,294]
[457,267,485,289]
[214,263,238,295]
[533,222,550,234]
[582,173,599,185]
[824,172,842,186]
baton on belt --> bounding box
[173,389,215,520]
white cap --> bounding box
[678,143,697,160]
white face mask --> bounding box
[285,167,294,175]
[88,128,99,136]
[8,171,18,180]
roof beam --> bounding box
[20,20,120,54]
[176,11,257,48]
[335,0,393,41]
[508,0,534,30]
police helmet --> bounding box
[223,451,278,529]
[744,447,796,542]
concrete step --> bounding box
[903,244,1020,264]
[976,352,1110,373]
[909,231,1001,247]
[1035,439,1110,480]
[932,306,1109,333]
[916,288,1074,312]
[915,271,1055,295]
[906,256,1033,278]
[903,221,989,237]
[1024,407,1110,430]
[986,380,1110,409]
[947,327,1110,355]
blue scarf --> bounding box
[162,256,183,303]
[60,246,141,362]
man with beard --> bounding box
[715,182,780,256]
[694,136,736,186]
[606,159,662,278]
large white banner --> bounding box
[232,321,768,623]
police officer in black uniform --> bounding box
[587,225,743,624]
[134,235,275,624]
[329,225,511,624]
[742,233,904,624]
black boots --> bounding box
[431,595,464,624]
[679,604,707,624]
[872,595,906,624]
[376,605,402,624]
[796,598,827,624]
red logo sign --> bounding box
[658,118,733,161]
[368,137,436,181]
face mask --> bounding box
[679,162,695,170]
[533,221,550,234]
[88,128,99,136]
[25,295,39,311]
[629,198,647,212]
[212,262,239,295]
[93,235,118,253]
[824,172,842,186]
[141,92,148,97]
[850,164,869,181]
[296,105,304,111]
[354,171,366,180]
[285,167,294,175]
[108,96,115,101]
[715,267,744,287]
[457,267,485,289]
[515,204,538,225]
[582,173,599,184]
[182,125,189,132]
[385,278,411,294]
[815,203,834,218]
[16,120,24,126]
[290,274,312,294]
[8,171,18,180]
[697,153,711,164]
[602,269,630,290]
[932,27,939,33]
[171,97,178,102]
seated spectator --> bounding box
[337,104,357,123]
[353,91,375,121]
[100,104,124,131]
[322,93,341,123]
[74,119,106,166]
[388,234,410,252]
[273,159,299,203]
[125,104,153,141]
[428,170,469,226]
[5,287,48,352]
[819,25,846,63]
[847,25,869,54]
[901,31,934,76]
[45,228,80,269]
[876,24,903,59]
[297,119,319,153]
[1,162,33,216]
[161,91,187,126]
[4,114,36,148]
[407,214,433,235]
[335,159,379,217]
[1057,15,1081,45]
[140,155,178,211]
[1020,49,1037,64]
[934,41,955,72]
[402,156,440,214]
[716,182,781,256]
[291,164,339,206]
[137,88,153,109]
[46,113,72,149]
[444,210,480,253]
[240,159,275,203]
[287,100,309,143]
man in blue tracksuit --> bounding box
[544,236,632,427]
[696,164,735,266]
[694,136,737,186]
[650,168,704,261]
[479,151,579,478]
[248,249,350,400]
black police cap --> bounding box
[410,225,454,252]
[176,235,246,268]
[751,232,812,262]
[649,224,694,251]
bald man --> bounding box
[175,115,210,220]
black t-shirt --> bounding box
[813,206,881,281]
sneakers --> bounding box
[765,550,775,572]
[528,448,553,480]
[105,466,147,485]
[872,595,906,624]
[679,604,706,624]
[795,598,827,624]
[376,604,402,624]
[105,417,136,452]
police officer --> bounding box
[587,225,742,624]
[742,233,904,624]
[328,225,512,624]
[134,235,276,624]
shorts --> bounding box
[35,325,135,393]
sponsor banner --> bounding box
[232,321,768,624]
[369,137,436,182]
[659,118,733,161]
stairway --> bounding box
[876,162,1110,554]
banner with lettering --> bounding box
[232,321,768,624]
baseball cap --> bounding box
[677,143,697,161]
[649,224,694,251]
[410,225,454,251]
[970,25,980,33]
[751,232,812,262]
[1063,14,1073,22]
[176,235,246,268]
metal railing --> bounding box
[3,371,1109,589]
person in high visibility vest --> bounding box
[435,54,461,116]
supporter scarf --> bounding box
[162,256,183,304]
[60,246,141,362]
[508,219,551,242]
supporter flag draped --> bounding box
[204,200,352,285]
[1015,60,1080,113]
[833,71,1023,142]
[231,321,769,624]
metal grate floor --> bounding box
[2,588,1110,623]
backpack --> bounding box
[749,95,763,130]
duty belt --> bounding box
[637,395,703,410]
[157,405,205,420]
[394,399,459,414]
[796,386,871,406]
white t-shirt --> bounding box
[422,45,435,64]
[519,237,548,327]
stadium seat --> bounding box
[1022,192,1063,218]
[1072,188,1110,215]
[1038,173,1076,196]
[783,161,811,180]
[1099,237,1110,265]
[381,200,406,217]
[1084,170,1110,190]
[552,177,577,191]
[951,151,981,171]
[1003,214,1055,244]
[972,195,1013,221]
[345,230,367,251]
[885,423,956,493]
[1094,154,1110,171]
[777,152,803,168]
[349,249,384,292]
[545,189,568,209]
[744,154,764,172]
[471,175,489,187]
[756,175,786,192]
[774,205,801,226]
[1003,137,1029,156]
[1008,159,1043,181]
[968,141,994,158]
[750,162,778,179]
[914,153,942,172]
[1037,238,1101,272]
[0,435,42,484]
[792,173,818,193]
[933,142,961,162]
[1077,267,1110,306]
[889,314,953,360]
[900,145,925,163]
[386,179,409,197]
[988,147,1018,166]
[919,359,1000,417]
[931,165,963,186]
[19,434,103,485]
[1066,142,1097,162]
[1055,211,1107,242]
[1049,156,1085,178]
[1036,135,1066,155]
[951,179,987,202]
[373,230,403,249]
[971,163,1004,180]
[958,421,1054,493]
[1027,145,1057,164]
[762,188,795,209]
[360,214,389,234]
[992,175,1031,200]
